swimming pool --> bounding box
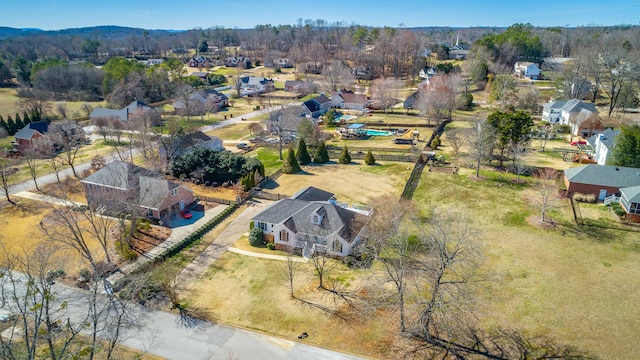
[363,129,393,136]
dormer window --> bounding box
[311,207,325,225]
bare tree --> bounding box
[445,128,465,163]
[465,117,496,178]
[93,117,113,142]
[370,77,401,113]
[0,244,84,360]
[16,87,51,119]
[322,60,355,92]
[416,74,457,126]
[599,49,638,117]
[536,167,559,223]
[408,209,482,343]
[489,74,518,111]
[267,106,299,160]
[22,147,43,191]
[0,159,18,205]
[56,103,70,119]
[509,141,529,181]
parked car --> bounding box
[236,142,250,149]
[570,140,587,146]
[265,138,279,144]
[180,209,192,219]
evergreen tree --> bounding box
[283,145,302,174]
[364,150,376,165]
[22,112,31,125]
[296,138,312,165]
[30,111,41,122]
[431,135,441,149]
[14,114,23,131]
[339,145,351,164]
[6,116,16,135]
[314,141,330,164]
[0,116,6,133]
[613,124,640,168]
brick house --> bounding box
[81,161,193,223]
[564,164,640,221]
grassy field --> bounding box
[263,161,412,204]
[205,122,260,141]
[183,137,640,359]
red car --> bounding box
[570,140,587,146]
[180,209,192,219]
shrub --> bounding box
[610,202,626,217]
[296,138,312,165]
[364,150,375,165]
[115,241,138,260]
[572,193,596,203]
[431,135,441,149]
[338,145,351,164]
[249,227,264,247]
[314,141,330,164]
[266,242,275,250]
[283,145,302,174]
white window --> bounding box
[280,230,289,242]
[170,188,178,196]
[256,222,267,231]
[332,240,343,253]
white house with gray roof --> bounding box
[542,99,600,136]
[251,186,372,258]
[586,129,620,165]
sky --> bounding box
[2,0,640,30]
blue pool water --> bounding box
[363,129,393,136]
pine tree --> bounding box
[339,145,351,164]
[364,150,376,165]
[0,116,7,133]
[14,114,23,131]
[30,111,41,122]
[6,116,15,135]
[22,112,31,125]
[431,135,441,149]
[296,138,312,165]
[313,141,330,164]
[283,145,302,174]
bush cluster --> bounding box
[572,193,596,203]
[249,227,265,247]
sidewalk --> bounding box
[13,191,86,207]
[228,247,308,263]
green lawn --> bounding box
[248,147,283,176]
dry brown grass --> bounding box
[265,162,412,204]
[0,199,106,276]
[184,252,395,358]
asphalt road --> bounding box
[1,272,366,360]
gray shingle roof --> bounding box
[90,101,153,122]
[252,199,310,224]
[621,185,640,204]
[251,192,369,244]
[14,127,40,140]
[564,164,640,189]
[562,99,596,113]
[82,161,183,210]
[291,186,335,202]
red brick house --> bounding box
[13,121,48,153]
[564,164,640,222]
[81,161,193,223]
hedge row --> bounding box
[158,203,239,261]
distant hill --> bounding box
[0,25,182,40]
[0,27,44,39]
